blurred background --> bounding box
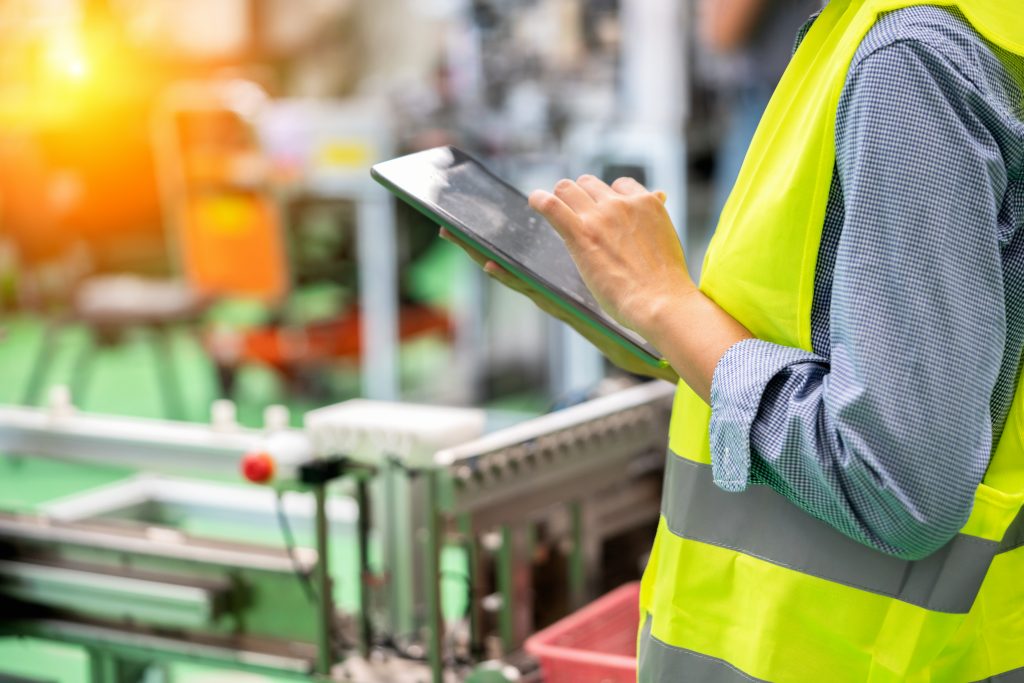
[0,0,821,421]
[0,1,818,679]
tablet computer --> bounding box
[371,145,665,367]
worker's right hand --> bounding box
[439,227,680,384]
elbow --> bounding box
[866,492,974,562]
[833,419,986,561]
[877,525,957,562]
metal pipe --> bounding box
[458,513,483,658]
[356,197,399,401]
[356,477,373,658]
[425,472,444,683]
[0,513,317,573]
[313,483,334,676]
[569,501,586,610]
[19,619,315,679]
[496,525,515,653]
[0,560,221,629]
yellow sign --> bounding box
[316,141,372,169]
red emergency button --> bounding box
[242,451,276,484]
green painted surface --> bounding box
[0,639,90,683]
[0,456,131,513]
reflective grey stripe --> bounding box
[980,667,1024,682]
[638,613,1024,683]
[662,452,1008,614]
[638,616,766,683]
[999,502,1024,552]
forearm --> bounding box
[636,288,753,403]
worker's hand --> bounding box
[528,176,698,345]
[439,227,679,383]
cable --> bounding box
[276,489,363,663]
[275,490,318,603]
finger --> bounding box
[610,176,648,196]
[482,260,504,276]
[610,178,668,207]
[529,190,582,243]
[439,227,490,268]
[439,226,462,244]
[576,174,615,202]
[551,178,595,213]
[483,261,530,293]
[481,261,540,297]
[520,290,570,322]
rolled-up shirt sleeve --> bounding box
[706,38,1008,560]
[709,339,824,491]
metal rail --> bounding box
[0,513,317,573]
[0,404,312,479]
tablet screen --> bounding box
[372,146,660,361]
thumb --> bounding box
[654,191,667,204]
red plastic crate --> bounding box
[525,582,640,683]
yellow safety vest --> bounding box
[638,2,1024,681]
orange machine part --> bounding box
[181,192,288,304]
[230,305,452,373]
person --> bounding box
[445,0,1024,680]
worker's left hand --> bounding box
[528,176,697,342]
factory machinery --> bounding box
[0,381,674,682]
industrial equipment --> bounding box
[0,381,673,681]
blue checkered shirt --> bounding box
[708,6,1024,560]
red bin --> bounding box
[525,582,640,683]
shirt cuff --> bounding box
[708,338,821,492]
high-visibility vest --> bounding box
[638,2,1024,681]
